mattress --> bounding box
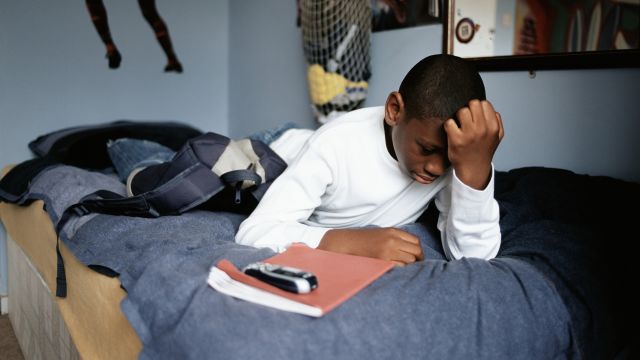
[0,167,141,360]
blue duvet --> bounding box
[20,165,640,359]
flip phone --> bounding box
[242,262,318,294]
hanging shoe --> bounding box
[106,49,122,69]
[164,59,183,73]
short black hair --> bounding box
[399,54,485,121]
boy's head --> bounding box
[399,54,486,121]
[384,54,486,184]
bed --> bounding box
[0,166,141,359]
[1,152,639,359]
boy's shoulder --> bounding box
[312,106,384,141]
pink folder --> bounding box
[216,243,395,315]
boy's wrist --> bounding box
[318,229,362,254]
[317,230,342,252]
[453,163,492,190]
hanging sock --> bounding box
[106,44,122,69]
[164,58,183,73]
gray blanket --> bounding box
[23,165,640,359]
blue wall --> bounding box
[0,225,6,296]
[0,0,229,297]
[362,26,640,182]
[228,3,640,182]
[0,0,229,167]
[483,69,640,181]
[228,1,313,136]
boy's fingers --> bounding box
[391,250,416,265]
[443,118,462,138]
[469,100,485,126]
[496,112,505,140]
[481,101,497,127]
[456,106,474,130]
[399,242,422,257]
[414,247,425,261]
[398,231,420,244]
[483,105,501,135]
[397,240,424,261]
[396,232,423,257]
[481,100,495,117]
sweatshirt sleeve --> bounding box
[235,144,334,252]
[434,165,501,260]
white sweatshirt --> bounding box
[236,107,501,260]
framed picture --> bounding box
[372,0,443,32]
[444,0,640,71]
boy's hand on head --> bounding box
[318,228,424,266]
[444,100,504,190]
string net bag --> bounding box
[300,0,372,124]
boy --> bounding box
[235,54,504,264]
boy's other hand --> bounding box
[318,228,424,266]
[444,100,504,190]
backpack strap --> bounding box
[0,156,59,204]
[55,242,67,297]
[220,169,262,204]
[52,162,224,297]
[54,189,161,297]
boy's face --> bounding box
[385,92,449,184]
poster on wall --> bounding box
[85,0,183,72]
[447,0,640,58]
[513,0,640,55]
[296,0,444,32]
[371,0,443,31]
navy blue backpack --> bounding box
[0,121,288,297]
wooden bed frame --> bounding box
[1,171,142,360]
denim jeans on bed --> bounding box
[247,122,299,144]
[107,122,301,183]
[107,138,176,182]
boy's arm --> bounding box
[235,144,333,252]
[437,100,504,260]
[444,100,504,190]
[318,227,424,266]
[237,137,424,265]
[435,169,501,260]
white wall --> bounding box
[0,0,229,297]
[0,224,6,298]
[228,13,640,182]
[0,0,229,167]
[363,26,640,182]
[228,0,313,136]
[484,69,640,181]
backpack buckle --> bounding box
[73,205,90,216]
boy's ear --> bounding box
[384,91,404,127]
